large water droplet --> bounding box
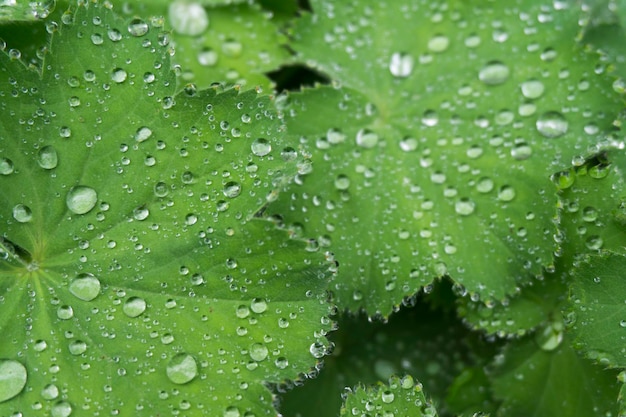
[250,298,267,313]
[478,61,510,85]
[134,126,153,143]
[128,18,149,36]
[535,321,563,351]
[197,47,218,66]
[111,68,127,83]
[0,157,14,175]
[12,204,32,223]
[520,79,545,99]
[223,182,241,198]
[455,198,476,216]
[249,343,268,361]
[37,145,58,169]
[57,305,74,320]
[69,273,101,301]
[166,353,198,384]
[68,340,87,355]
[497,185,516,202]
[168,1,208,36]
[381,390,395,404]
[355,129,379,148]
[251,138,271,156]
[427,34,449,52]
[389,52,414,78]
[41,383,59,400]
[51,400,72,417]
[0,359,27,403]
[536,111,568,138]
[66,186,97,215]
[123,296,146,317]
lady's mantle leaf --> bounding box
[567,252,626,368]
[490,335,620,417]
[269,0,623,316]
[340,375,438,417]
[0,2,333,416]
[0,0,55,22]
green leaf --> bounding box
[268,0,623,316]
[0,0,55,22]
[490,335,620,417]
[619,371,626,417]
[118,0,290,91]
[340,375,438,417]
[567,252,626,368]
[0,3,333,416]
[445,367,498,416]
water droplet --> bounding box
[12,204,32,223]
[248,298,267,314]
[37,145,58,169]
[355,129,379,148]
[111,68,127,83]
[309,342,326,359]
[466,145,483,159]
[90,33,103,45]
[327,128,346,144]
[128,18,149,36]
[133,206,150,221]
[123,296,146,317]
[41,383,59,400]
[275,357,289,369]
[381,390,395,404]
[535,321,563,351]
[68,340,87,355]
[69,273,101,301]
[223,182,241,198]
[520,79,545,99]
[222,38,243,57]
[536,111,568,138]
[168,1,208,36]
[51,400,72,417]
[455,198,476,216]
[510,142,532,160]
[251,138,271,156]
[497,185,516,202]
[582,206,598,222]
[154,181,168,197]
[478,61,510,85]
[399,137,418,152]
[0,157,14,175]
[585,235,603,250]
[134,126,153,142]
[56,305,74,320]
[389,52,414,78]
[334,174,350,190]
[224,406,241,417]
[249,343,268,361]
[197,47,218,66]
[0,359,27,402]
[427,34,449,52]
[166,353,198,384]
[66,186,97,215]
[422,109,439,126]
[551,169,574,189]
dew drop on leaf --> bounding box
[197,47,218,66]
[497,185,516,202]
[123,296,146,317]
[520,79,545,99]
[166,353,198,384]
[69,273,101,301]
[66,186,97,215]
[37,145,58,169]
[51,400,72,417]
[535,321,564,351]
[510,142,532,160]
[224,406,241,417]
[251,138,271,156]
[381,390,395,404]
[223,182,241,198]
[221,39,243,57]
[132,206,150,221]
[389,52,414,78]
[127,18,149,37]
[250,298,267,313]
[478,61,510,85]
[249,343,269,361]
[454,198,476,216]
[0,157,14,175]
[12,204,32,223]
[536,111,568,138]
[134,126,153,143]
[355,129,379,148]
[399,137,418,152]
[427,34,449,52]
[168,1,208,36]
[68,340,87,355]
[56,305,74,320]
[0,359,27,403]
[111,68,127,83]
[41,383,59,400]
[334,174,350,190]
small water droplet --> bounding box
[249,343,268,361]
[154,181,169,197]
[0,157,14,175]
[536,111,568,138]
[69,273,101,301]
[355,129,379,148]
[222,38,242,57]
[399,137,418,152]
[111,68,127,83]
[68,340,87,355]
[535,321,563,351]
[41,383,59,400]
[455,198,476,216]
[381,390,395,404]
[133,206,150,221]
[12,204,32,223]
[0,359,27,402]
[520,79,545,99]
[497,185,516,202]
[51,400,72,417]
[123,296,146,317]
[251,138,271,156]
[478,61,510,85]
[510,142,532,160]
[166,353,198,384]
[128,18,149,36]
[56,305,74,320]
[585,235,603,250]
[582,206,598,222]
[427,34,449,52]
[197,47,218,66]
[134,126,153,142]
[37,145,58,169]
[389,52,414,78]
[223,182,241,198]
[168,1,208,36]
[66,186,97,215]
[251,298,267,313]
[334,174,350,190]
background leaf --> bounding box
[0,3,333,416]
[268,0,624,317]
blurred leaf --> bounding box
[0,0,55,22]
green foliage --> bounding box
[1,1,625,416]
